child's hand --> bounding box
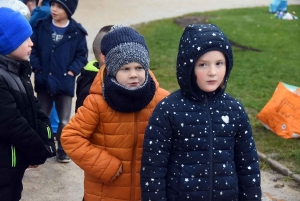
[28,165,39,168]
[38,0,43,6]
[111,164,122,181]
[67,71,74,77]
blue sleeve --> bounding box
[234,105,262,200]
[29,8,50,26]
[141,100,173,200]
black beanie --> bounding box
[50,0,78,18]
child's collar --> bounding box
[52,19,70,28]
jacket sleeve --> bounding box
[35,97,56,157]
[61,94,122,183]
[234,105,262,200]
[141,100,172,200]
[75,70,94,113]
[30,24,42,72]
[67,31,88,76]
[29,8,48,26]
[0,76,49,165]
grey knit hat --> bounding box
[101,25,150,77]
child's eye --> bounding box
[198,63,207,67]
[120,68,129,71]
[136,67,144,70]
[216,62,224,66]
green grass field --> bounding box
[135,5,300,173]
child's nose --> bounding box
[208,66,217,75]
[29,39,34,47]
[129,70,138,77]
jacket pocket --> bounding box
[38,120,56,157]
[11,145,16,167]
[34,71,45,86]
[61,74,75,96]
[10,145,27,168]
[47,74,60,95]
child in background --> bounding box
[28,0,59,140]
[0,7,55,201]
[0,0,31,20]
[23,0,36,13]
[30,0,50,25]
[61,25,169,201]
[75,25,113,112]
[141,24,261,201]
[30,0,88,163]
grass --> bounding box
[135,5,300,173]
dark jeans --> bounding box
[37,92,72,149]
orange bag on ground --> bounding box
[257,82,300,139]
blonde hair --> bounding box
[92,25,113,64]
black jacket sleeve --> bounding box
[35,97,56,157]
[0,76,50,165]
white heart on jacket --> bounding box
[222,115,229,124]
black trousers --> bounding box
[37,92,72,149]
[0,170,25,201]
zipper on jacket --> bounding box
[205,95,213,201]
[131,113,138,201]
[11,145,16,167]
[46,126,51,139]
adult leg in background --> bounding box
[55,94,72,163]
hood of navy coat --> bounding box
[176,24,234,102]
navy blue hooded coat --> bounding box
[141,24,261,201]
[30,15,88,97]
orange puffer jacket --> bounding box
[61,66,169,201]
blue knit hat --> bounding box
[0,7,32,55]
[101,25,150,77]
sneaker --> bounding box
[56,148,71,163]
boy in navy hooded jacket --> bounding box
[141,24,261,201]
[30,0,88,163]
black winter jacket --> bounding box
[141,24,261,201]
[0,55,56,183]
[75,61,99,112]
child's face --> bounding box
[51,2,68,22]
[194,51,226,92]
[6,37,33,61]
[116,62,146,89]
[26,1,36,13]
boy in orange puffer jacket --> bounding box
[61,25,169,201]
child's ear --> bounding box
[100,54,105,63]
